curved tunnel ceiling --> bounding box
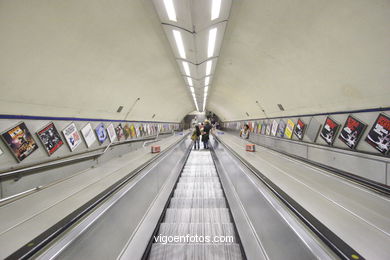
[0,0,389,123]
[0,0,194,122]
[209,0,390,121]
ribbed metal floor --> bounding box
[148,150,243,260]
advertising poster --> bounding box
[294,119,306,140]
[130,124,137,138]
[123,124,131,139]
[37,122,64,156]
[276,120,286,138]
[271,120,278,136]
[95,123,107,144]
[261,122,267,135]
[284,119,295,139]
[62,123,82,151]
[1,122,39,162]
[81,123,97,148]
[266,122,271,135]
[115,124,124,141]
[365,114,390,154]
[0,147,3,156]
[320,117,340,146]
[257,122,262,134]
[107,123,117,143]
[338,116,367,150]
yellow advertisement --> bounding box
[284,119,295,139]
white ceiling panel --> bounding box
[194,22,227,63]
[192,0,232,32]
[152,0,193,32]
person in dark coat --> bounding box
[202,120,212,149]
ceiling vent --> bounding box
[277,104,285,111]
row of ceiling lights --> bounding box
[162,0,223,112]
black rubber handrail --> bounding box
[226,132,390,196]
[0,133,173,180]
[213,134,365,260]
[5,133,189,260]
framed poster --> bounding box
[95,123,107,144]
[131,124,137,138]
[62,123,82,151]
[271,120,278,136]
[115,124,124,141]
[338,116,367,150]
[284,119,295,139]
[0,147,3,156]
[81,123,97,148]
[276,120,286,138]
[37,122,64,156]
[107,123,117,143]
[261,122,267,135]
[365,113,390,154]
[294,119,306,140]
[123,124,131,139]
[266,122,271,135]
[1,122,39,162]
[320,117,340,146]
[257,121,262,134]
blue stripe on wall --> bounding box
[0,114,180,124]
[223,107,390,123]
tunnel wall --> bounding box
[222,108,390,186]
[0,116,179,198]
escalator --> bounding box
[148,149,244,259]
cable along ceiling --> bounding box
[152,0,232,112]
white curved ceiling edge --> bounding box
[0,0,194,123]
[209,0,390,121]
[152,0,232,112]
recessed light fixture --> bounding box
[211,0,221,20]
[173,30,186,58]
[204,86,209,93]
[190,87,194,93]
[164,0,177,22]
[206,60,212,75]
[207,28,217,58]
[205,77,210,85]
[187,77,193,86]
[182,61,190,76]
[277,104,285,111]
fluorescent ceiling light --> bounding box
[204,86,209,93]
[164,0,177,22]
[211,0,221,20]
[190,87,194,93]
[205,77,210,85]
[187,77,193,86]
[207,28,217,58]
[206,60,212,75]
[173,30,186,58]
[182,61,190,76]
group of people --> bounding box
[191,120,212,150]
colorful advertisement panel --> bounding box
[107,123,117,143]
[1,122,39,162]
[338,116,367,150]
[276,120,286,138]
[271,120,278,136]
[320,117,340,146]
[81,123,97,148]
[95,123,107,144]
[62,123,82,151]
[294,119,306,140]
[365,114,390,154]
[123,124,131,139]
[284,119,295,139]
[37,122,63,156]
[115,124,124,141]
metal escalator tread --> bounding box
[148,150,243,260]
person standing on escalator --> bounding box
[202,120,212,149]
[191,124,201,150]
